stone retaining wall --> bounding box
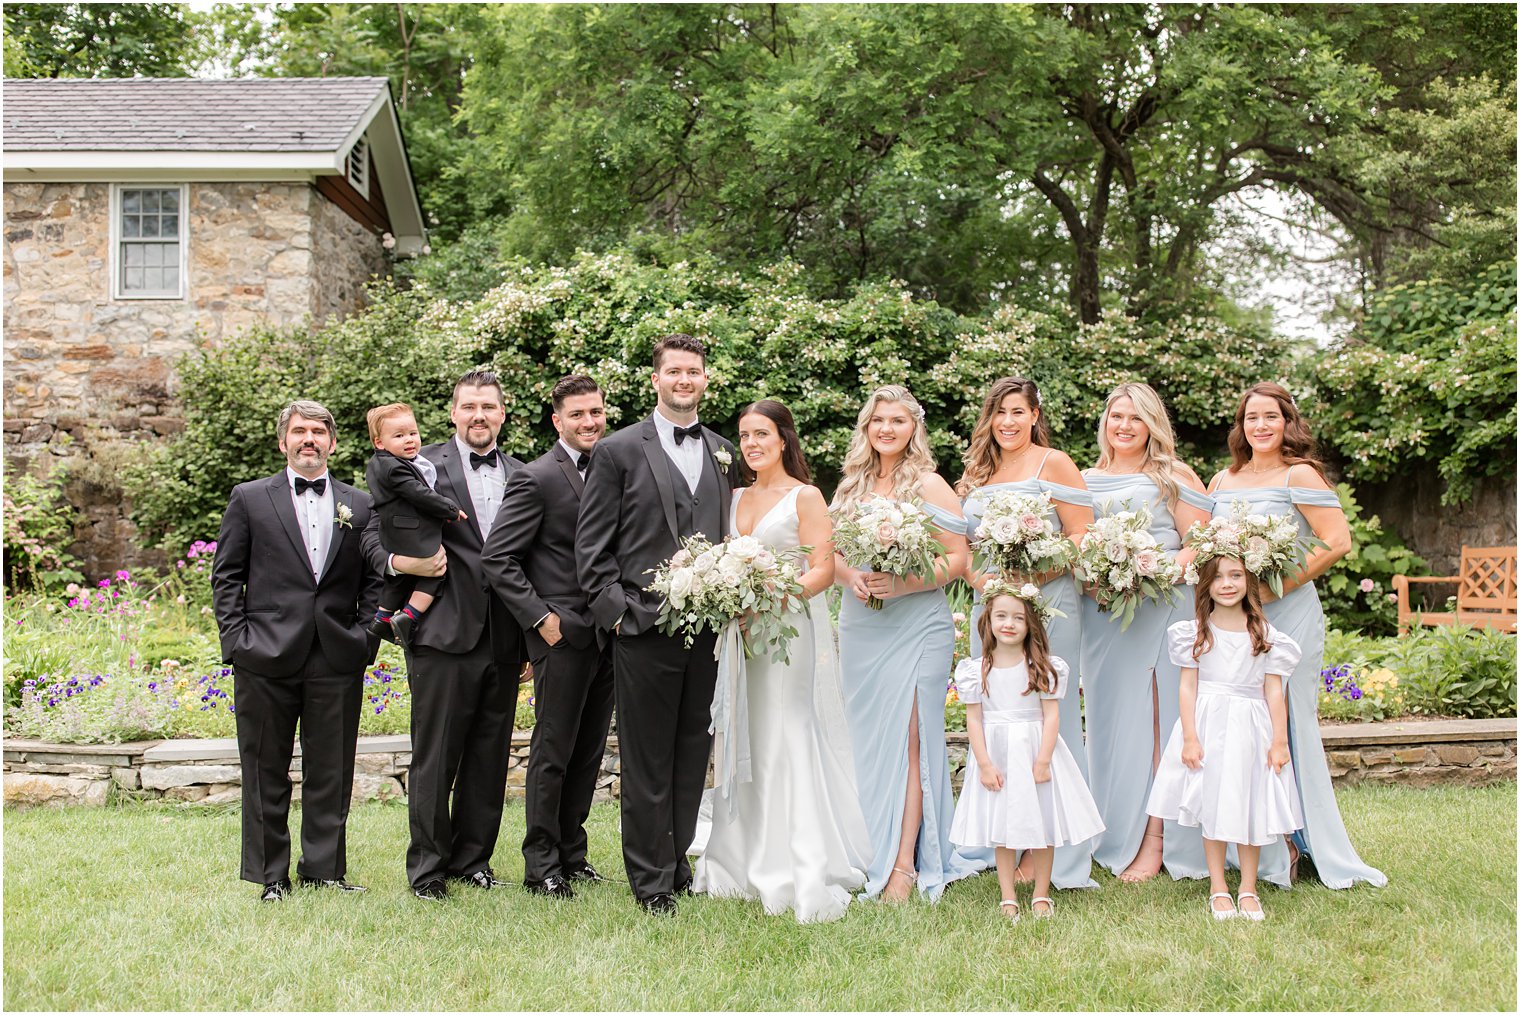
[4,718,1513,808]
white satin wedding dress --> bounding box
[689,486,871,922]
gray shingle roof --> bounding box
[2,77,390,152]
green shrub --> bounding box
[1393,625,1518,719]
[1319,484,1429,636]
[2,462,84,594]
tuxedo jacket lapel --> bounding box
[639,418,681,545]
[553,443,585,499]
[318,483,352,584]
[700,427,732,538]
[435,441,483,546]
[265,475,316,583]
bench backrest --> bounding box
[1459,545,1517,616]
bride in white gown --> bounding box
[690,400,871,923]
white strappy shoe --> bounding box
[999,898,1021,923]
[1031,896,1055,919]
[1235,891,1266,922]
[1208,891,1237,921]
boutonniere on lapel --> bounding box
[713,448,732,474]
[333,502,354,529]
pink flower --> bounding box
[1018,513,1044,534]
[1134,548,1161,576]
[875,522,898,547]
[1359,578,1376,593]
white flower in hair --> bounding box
[1019,582,1040,599]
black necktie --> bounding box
[293,476,326,496]
[673,423,703,446]
[469,449,499,471]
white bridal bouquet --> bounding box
[1072,507,1184,630]
[646,533,808,662]
[831,498,945,609]
[1183,501,1325,598]
[970,489,1077,578]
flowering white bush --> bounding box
[831,498,945,609]
[1072,508,1183,630]
[646,534,807,661]
[969,489,1076,578]
[1183,501,1325,598]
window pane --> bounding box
[122,191,141,213]
[142,191,160,214]
[140,215,159,239]
[144,267,164,292]
[124,266,144,290]
[161,213,178,236]
[161,190,179,213]
[162,265,180,291]
[124,243,144,267]
[122,215,140,238]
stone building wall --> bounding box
[1359,471,1517,577]
[2,179,391,575]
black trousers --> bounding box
[612,627,718,900]
[234,650,362,885]
[404,628,517,886]
[521,636,615,882]
[378,573,445,612]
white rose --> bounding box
[1104,540,1128,563]
[728,535,762,561]
[718,553,746,579]
[668,569,694,605]
[693,550,716,574]
[1019,583,1041,599]
[988,517,1019,544]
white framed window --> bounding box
[346,137,370,199]
[110,184,187,300]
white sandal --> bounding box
[1208,891,1237,921]
[1031,896,1055,919]
[1235,891,1266,922]
[999,898,1021,923]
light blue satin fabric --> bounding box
[1080,474,1210,879]
[1198,483,1387,890]
[961,478,1097,889]
[839,498,990,900]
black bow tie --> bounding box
[469,449,499,471]
[293,476,326,496]
[575,454,589,474]
[673,423,704,446]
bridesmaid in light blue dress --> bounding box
[834,385,990,902]
[958,377,1097,891]
[1206,382,1386,890]
[1079,384,1213,884]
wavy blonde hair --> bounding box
[832,385,937,510]
[956,377,1049,497]
[1094,382,1182,507]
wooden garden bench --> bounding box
[1392,545,1517,635]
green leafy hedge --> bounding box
[126,252,1286,549]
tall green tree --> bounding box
[2,3,202,77]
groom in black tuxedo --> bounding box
[362,369,526,900]
[483,374,615,900]
[576,334,737,915]
[212,399,382,901]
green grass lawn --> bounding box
[4,783,1514,1011]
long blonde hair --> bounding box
[832,385,937,509]
[956,377,1049,496]
[1094,382,1182,507]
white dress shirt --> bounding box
[410,452,439,489]
[557,438,588,472]
[286,467,333,582]
[455,434,504,541]
[653,407,704,493]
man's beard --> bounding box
[461,427,496,451]
[661,390,700,415]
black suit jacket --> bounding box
[482,443,600,653]
[576,416,737,636]
[211,473,382,676]
[366,450,462,557]
[362,439,526,658]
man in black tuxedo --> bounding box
[362,369,526,900]
[576,334,737,916]
[483,375,614,901]
[212,399,382,901]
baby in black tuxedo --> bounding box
[365,402,467,647]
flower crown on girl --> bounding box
[982,578,1066,621]
[1180,503,1320,593]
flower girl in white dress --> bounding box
[950,581,1104,921]
[1147,555,1303,922]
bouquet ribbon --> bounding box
[709,618,753,819]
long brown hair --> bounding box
[957,377,1051,496]
[1191,556,1273,659]
[737,399,811,485]
[1226,382,1327,481]
[977,592,1060,696]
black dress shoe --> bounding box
[413,879,448,901]
[673,879,695,897]
[638,892,677,916]
[564,861,610,883]
[454,868,508,889]
[390,611,416,648]
[298,875,367,893]
[523,874,575,899]
[259,879,292,902]
[366,617,396,643]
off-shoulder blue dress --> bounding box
[1080,474,1213,880]
[839,498,990,900]
[962,468,1097,890]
